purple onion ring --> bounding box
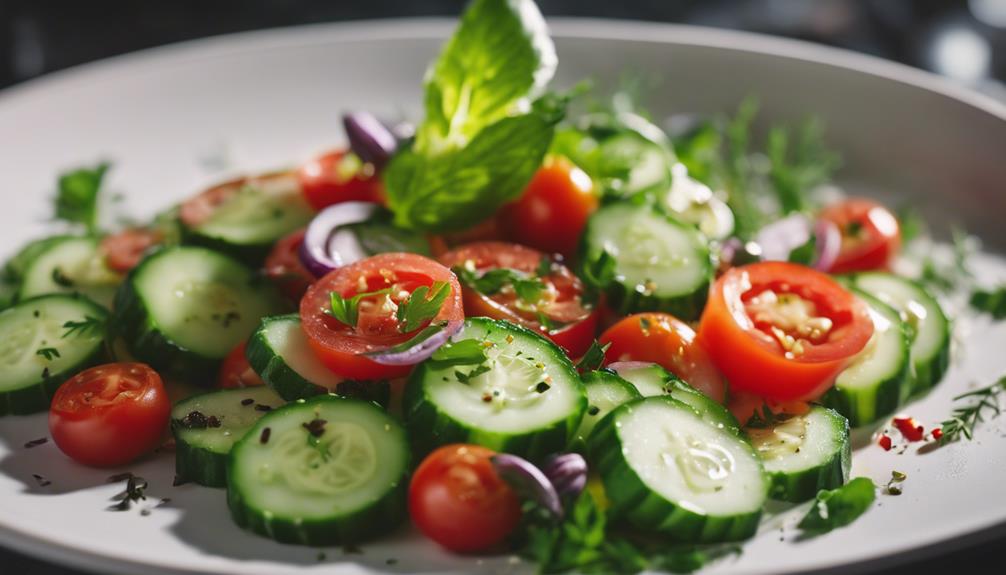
[298,201,381,277]
[813,219,842,272]
[343,112,400,169]
[365,320,464,366]
[607,361,659,375]
[541,453,588,504]
[491,453,564,519]
[756,213,813,262]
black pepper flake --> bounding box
[31,473,51,487]
[386,558,398,565]
[342,544,362,555]
[535,381,551,393]
[176,410,222,429]
[33,310,40,318]
[23,437,48,448]
[140,508,152,516]
[587,405,600,416]
[241,398,255,406]
[260,427,272,444]
[302,418,327,437]
[107,475,148,511]
[41,367,50,379]
[255,404,273,412]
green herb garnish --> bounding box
[938,375,1005,444]
[536,256,554,278]
[797,477,876,535]
[327,287,392,328]
[429,338,489,368]
[455,363,492,384]
[36,347,60,361]
[56,162,110,234]
[61,315,105,338]
[396,281,451,332]
[455,267,546,304]
[767,118,840,214]
[743,404,791,429]
[970,286,1006,319]
[581,249,616,289]
[575,340,610,372]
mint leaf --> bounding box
[397,281,451,333]
[798,477,876,535]
[575,340,610,372]
[327,288,392,327]
[56,162,109,234]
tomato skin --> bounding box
[409,444,522,553]
[49,363,170,468]
[818,198,901,274]
[100,228,163,273]
[499,157,597,258]
[217,342,265,389]
[300,253,464,380]
[697,262,874,401]
[263,229,314,301]
[599,312,726,403]
[438,242,599,358]
[297,149,383,210]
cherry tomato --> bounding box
[818,198,901,274]
[49,363,170,468]
[697,261,874,401]
[409,444,522,553]
[599,312,726,403]
[263,228,314,301]
[100,228,163,273]
[727,390,811,426]
[499,156,597,258]
[297,149,382,210]
[217,342,265,389]
[439,242,599,358]
[179,171,299,228]
[300,253,463,380]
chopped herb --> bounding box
[51,267,75,288]
[970,286,1006,320]
[429,338,489,368]
[61,315,106,339]
[397,281,451,332]
[327,287,392,328]
[897,205,926,242]
[254,404,273,412]
[56,162,110,234]
[35,347,60,361]
[587,405,601,416]
[744,404,791,429]
[260,427,272,444]
[334,379,391,408]
[535,381,551,393]
[210,310,241,328]
[575,340,611,372]
[108,474,148,511]
[456,363,492,384]
[240,398,255,406]
[797,477,875,535]
[32,473,51,487]
[581,249,616,289]
[41,367,51,379]
[938,375,1005,445]
[885,470,907,496]
[639,316,652,331]
[302,419,328,437]
[175,410,221,430]
[455,266,546,305]
[23,437,48,449]
[536,256,553,278]
[767,117,839,215]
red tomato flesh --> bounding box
[297,149,383,210]
[263,228,314,301]
[217,342,265,389]
[100,228,163,273]
[818,198,901,274]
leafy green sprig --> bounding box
[938,376,1006,444]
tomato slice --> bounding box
[697,262,873,401]
[439,241,599,358]
[297,149,383,210]
[263,228,314,301]
[49,363,170,468]
[499,156,598,258]
[100,228,163,273]
[818,198,901,274]
[299,253,463,380]
[217,342,265,389]
[409,444,522,553]
[179,171,298,228]
[599,312,726,403]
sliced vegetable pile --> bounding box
[3,0,1000,573]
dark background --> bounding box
[1,0,1004,573]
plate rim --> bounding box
[0,16,1003,575]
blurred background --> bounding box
[1,0,1005,101]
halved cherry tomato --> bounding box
[599,312,726,403]
[409,444,521,553]
[49,363,170,468]
[179,171,299,228]
[697,261,874,401]
[498,156,597,258]
[439,242,598,358]
[726,390,810,426]
[217,342,265,389]
[297,149,383,210]
[818,198,901,274]
[263,228,314,301]
[300,253,463,380]
[100,228,163,273]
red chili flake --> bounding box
[893,417,925,442]
[878,434,893,451]
[931,427,944,441]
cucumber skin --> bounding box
[226,396,409,546]
[0,294,109,416]
[761,410,851,503]
[588,396,765,543]
[180,225,272,268]
[173,431,229,488]
[403,318,587,462]
[245,315,326,401]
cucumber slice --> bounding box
[746,405,850,503]
[574,369,641,446]
[18,236,121,307]
[596,133,673,197]
[246,314,344,401]
[171,386,284,487]
[227,395,409,545]
[114,246,284,382]
[0,294,109,415]
[588,396,767,543]
[184,173,314,264]
[5,235,74,281]
[404,318,587,461]
[614,362,740,435]
[849,273,950,393]
[579,202,711,320]
[823,291,911,427]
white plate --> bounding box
[1,18,1005,575]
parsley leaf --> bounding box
[36,347,60,361]
[798,477,876,535]
[61,316,106,339]
[397,281,451,332]
[575,340,610,372]
[56,162,110,234]
[536,256,553,278]
[580,249,616,289]
[455,266,546,304]
[455,363,492,384]
[327,288,392,328]
[970,286,1006,319]
[429,338,489,368]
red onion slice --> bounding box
[298,201,381,277]
[343,112,400,169]
[607,361,659,375]
[491,453,563,519]
[364,320,463,366]
[756,213,813,262]
[541,453,588,504]
[813,219,842,272]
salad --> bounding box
[1,0,1003,573]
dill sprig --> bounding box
[939,376,1005,444]
[61,315,106,338]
